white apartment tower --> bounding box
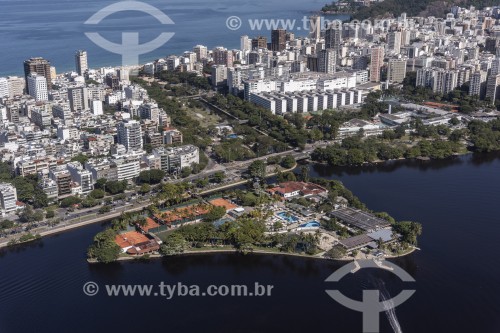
[27,73,48,101]
[0,183,18,216]
[117,119,143,152]
[0,78,8,98]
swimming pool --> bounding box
[299,221,321,228]
[277,211,299,223]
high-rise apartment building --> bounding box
[27,74,48,101]
[469,71,487,98]
[252,36,268,50]
[0,78,8,98]
[318,49,336,74]
[271,29,286,52]
[24,57,52,91]
[6,76,25,97]
[193,45,208,61]
[117,119,143,152]
[240,36,251,53]
[0,183,18,216]
[309,16,321,41]
[388,31,402,53]
[212,47,234,67]
[325,26,342,50]
[387,59,407,83]
[370,47,384,82]
[68,87,89,112]
[75,50,88,76]
[485,74,500,103]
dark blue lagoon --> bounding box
[2,153,500,332]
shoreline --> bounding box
[0,164,298,249]
[88,246,417,263]
[310,150,472,168]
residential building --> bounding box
[117,119,143,152]
[469,71,487,98]
[67,162,94,194]
[370,47,384,82]
[485,74,500,103]
[68,87,89,112]
[153,145,199,174]
[318,49,336,74]
[49,166,72,197]
[27,74,48,101]
[0,183,18,216]
[24,57,52,91]
[75,50,88,76]
[271,29,286,52]
[388,59,407,83]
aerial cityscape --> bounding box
[1,0,500,332]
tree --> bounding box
[139,183,151,194]
[325,245,346,259]
[346,149,365,165]
[87,228,121,263]
[11,177,35,203]
[393,221,422,246]
[94,178,108,190]
[18,205,35,223]
[160,233,188,256]
[71,154,89,167]
[81,197,100,208]
[105,180,128,195]
[273,221,284,231]
[309,128,324,142]
[212,171,225,184]
[98,206,112,214]
[280,155,296,169]
[204,206,226,222]
[60,196,82,208]
[0,220,15,230]
[89,189,106,199]
[449,117,460,126]
[45,210,55,219]
[299,166,310,182]
[181,167,192,178]
[33,210,44,222]
[248,160,266,179]
[138,170,165,184]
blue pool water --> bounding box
[299,221,320,228]
[277,212,298,223]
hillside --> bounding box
[322,0,499,20]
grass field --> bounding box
[183,104,223,128]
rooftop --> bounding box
[329,207,391,231]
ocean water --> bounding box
[0,0,346,76]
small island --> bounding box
[87,173,422,264]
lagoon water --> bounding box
[1,153,500,332]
